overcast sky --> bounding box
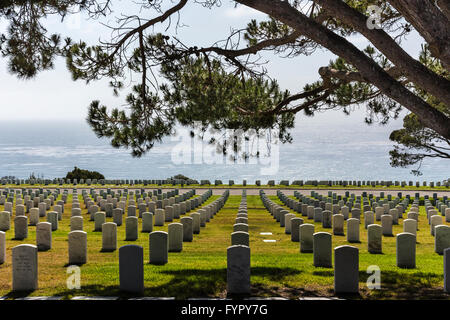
[0,2,424,123]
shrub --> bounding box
[64,167,105,181]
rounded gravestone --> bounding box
[364,211,375,229]
[227,245,250,295]
[300,224,314,253]
[0,211,11,231]
[389,209,399,225]
[154,209,165,227]
[368,224,382,254]
[149,231,168,265]
[12,244,38,291]
[119,245,144,293]
[168,223,183,252]
[125,216,139,241]
[47,212,59,231]
[347,218,360,243]
[314,208,323,222]
[54,205,63,221]
[191,212,200,234]
[231,231,249,247]
[89,205,99,221]
[435,225,450,255]
[307,206,314,219]
[113,208,123,226]
[173,204,180,219]
[381,215,393,236]
[71,208,82,217]
[396,232,416,268]
[165,206,174,222]
[236,217,248,225]
[430,215,443,236]
[284,213,296,234]
[403,219,417,236]
[279,209,289,227]
[322,210,332,228]
[291,218,304,242]
[68,231,87,265]
[351,208,361,221]
[233,223,249,233]
[105,203,113,218]
[142,212,153,233]
[334,245,359,293]
[36,222,52,251]
[375,207,384,221]
[127,205,137,217]
[180,217,193,242]
[333,214,344,236]
[70,216,83,232]
[199,210,207,227]
[15,205,25,217]
[313,232,332,268]
[94,211,106,232]
[14,216,28,240]
[102,222,117,252]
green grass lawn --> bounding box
[0,193,449,300]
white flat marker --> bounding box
[263,239,277,243]
[260,232,272,235]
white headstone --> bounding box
[12,244,38,291]
[36,222,52,251]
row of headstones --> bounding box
[231,191,250,247]
[1,190,231,292]
[0,189,207,253]
[424,198,450,255]
[288,180,450,187]
[278,190,450,255]
[83,188,183,211]
[4,235,450,294]
[261,190,450,270]
[89,190,205,232]
[225,238,450,295]
[294,189,449,209]
[0,187,162,222]
[293,190,413,213]
[1,178,195,186]
[80,189,156,209]
[227,190,251,294]
[0,187,187,208]
[84,189,197,221]
[3,177,449,187]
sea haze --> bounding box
[0,111,448,181]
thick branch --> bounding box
[318,66,403,83]
[388,0,450,69]
[236,0,450,139]
[437,0,450,19]
[313,0,450,104]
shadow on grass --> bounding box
[3,267,301,300]
[311,269,447,300]
[359,270,446,299]
[3,268,447,300]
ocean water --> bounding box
[0,112,448,181]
